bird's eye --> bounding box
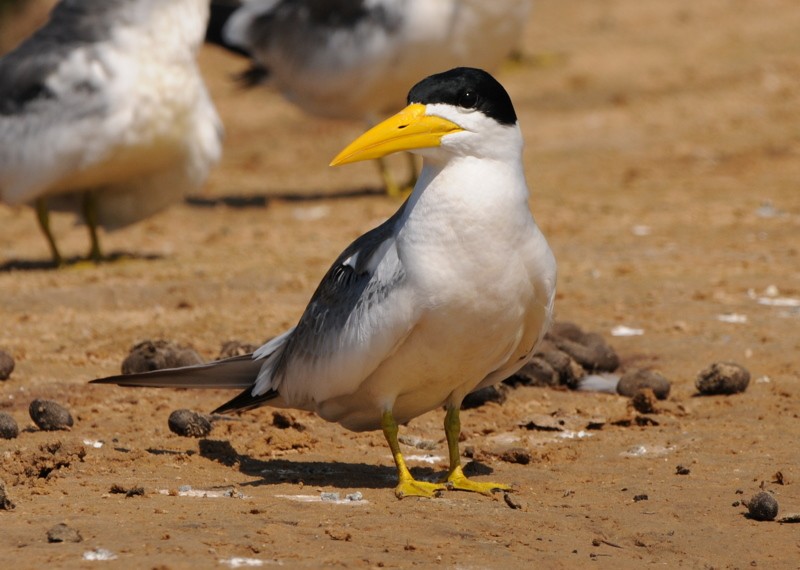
[458,89,478,109]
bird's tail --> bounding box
[90,353,262,390]
[91,337,293,415]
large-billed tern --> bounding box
[0,0,222,265]
[93,67,557,499]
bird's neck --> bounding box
[398,156,534,250]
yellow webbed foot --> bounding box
[446,466,512,496]
[395,477,446,499]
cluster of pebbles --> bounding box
[1,350,76,439]
[502,321,748,408]
[1,329,754,443]
[0,399,74,440]
[116,328,754,437]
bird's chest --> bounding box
[397,219,540,365]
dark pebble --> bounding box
[499,447,532,465]
[0,412,19,439]
[746,492,778,521]
[547,322,620,372]
[504,356,560,388]
[47,523,83,543]
[122,340,203,374]
[617,369,671,400]
[696,362,750,395]
[0,350,14,380]
[110,484,145,497]
[675,465,691,475]
[0,479,14,510]
[216,340,260,360]
[537,346,585,389]
[633,494,649,502]
[168,409,212,437]
[272,411,306,431]
[29,399,74,431]
[631,389,658,414]
[461,384,509,410]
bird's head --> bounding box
[330,67,521,167]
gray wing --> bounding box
[0,1,120,115]
[223,0,405,65]
[0,2,123,203]
[249,200,419,407]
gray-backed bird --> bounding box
[92,67,556,499]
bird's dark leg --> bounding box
[381,410,445,499]
[444,405,512,495]
[34,197,63,266]
[82,190,102,262]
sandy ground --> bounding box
[2,0,800,568]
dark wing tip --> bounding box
[212,387,280,415]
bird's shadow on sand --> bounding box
[1,187,385,272]
[0,251,163,273]
[184,186,384,209]
[193,438,434,490]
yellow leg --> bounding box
[82,191,102,262]
[403,152,418,192]
[444,406,512,495]
[376,156,414,199]
[382,410,445,499]
[35,198,63,266]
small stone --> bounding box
[121,340,203,374]
[167,409,212,437]
[675,465,691,475]
[547,322,620,372]
[499,447,532,465]
[345,492,363,502]
[631,389,658,414]
[271,411,305,431]
[617,369,671,400]
[216,340,259,360]
[633,494,649,502]
[537,346,586,388]
[0,479,15,510]
[47,523,83,543]
[461,384,508,410]
[0,412,19,439]
[110,484,145,497]
[504,492,522,510]
[320,492,340,502]
[0,350,14,380]
[746,492,778,521]
[398,434,438,450]
[696,362,750,395]
[504,357,559,387]
[29,399,73,431]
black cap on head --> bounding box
[406,67,517,126]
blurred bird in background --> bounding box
[207,0,532,196]
[0,0,222,265]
